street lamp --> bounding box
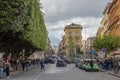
[83,26,97,57]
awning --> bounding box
[0,53,5,58]
[109,49,120,57]
[28,51,45,59]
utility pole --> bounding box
[83,26,97,57]
[84,26,86,56]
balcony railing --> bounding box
[108,15,120,30]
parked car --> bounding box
[75,59,81,67]
[47,58,55,64]
[56,60,67,67]
[64,58,71,64]
[77,59,84,69]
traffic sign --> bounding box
[101,48,106,54]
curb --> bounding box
[99,69,106,72]
[99,69,120,78]
[107,72,120,78]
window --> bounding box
[69,32,72,36]
[76,42,78,45]
[76,32,79,36]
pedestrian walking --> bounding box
[5,60,10,78]
[108,58,113,70]
[0,58,3,79]
[21,61,25,71]
[25,60,30,71]
[113,57,119,74]
[116,58,120,74]
[40,59,45,71]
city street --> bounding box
[0,0,120,80]
[2,64,119,80]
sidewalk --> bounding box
[2,65,39,79]
[99,69,120,78]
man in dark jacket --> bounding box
[113,57,119,74]
[40,59,45,71]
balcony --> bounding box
[108,15,120,30]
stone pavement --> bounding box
[99,69,120,78]
[2,65,39,79]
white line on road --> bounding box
[33,73,41,80]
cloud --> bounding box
[47,17,101,41]
[40,0,112,45]
[41,0,112,23]
[49,35,61,46]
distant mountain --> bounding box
[49,36,60,46]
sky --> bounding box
[41,0,112,46]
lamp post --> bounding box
[84,26,86,57]
[83,26,97,57]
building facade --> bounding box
[107,0,120,57]
[86,37,95,53]
[64,23,82,60]
[96,27,102,37]
[101,4,110,36]
[57,35,66,57]
[97,0,120,37]
[52,46,58,55]
[97,3,110,37]
[45,38,53,58]
[96,0,120,57]
[107,0,120,36]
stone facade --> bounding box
[97,0,120,37]
[97,3,110,37]
[45,38,53,58]
[107,0,120,36]
[64,23,82,59]
[57,36,65,57]
[85,37,95,53]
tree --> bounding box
[0,0,28,46]
[0,0,47,57]
[93,35,120,54]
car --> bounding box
[47,58,55,64]
[77,60,84,69]
[75,59,81,67]
[56,60,67,67]
[64,58,71,64]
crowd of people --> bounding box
[0,58,45,79]
[97,57,120,74]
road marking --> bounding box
[33,73,41,80]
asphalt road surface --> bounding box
[2,64,119,80]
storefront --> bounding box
[109,49,120,58]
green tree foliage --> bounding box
[0,0,27,45]
[21,0,47,51]
[93,35,120,53]
[0,0,47,56]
